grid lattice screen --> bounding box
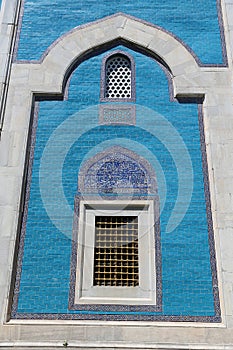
[105,55,131,99]
[93,216,139,287]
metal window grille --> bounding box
[93,216,139,287]
[105,55,131,99]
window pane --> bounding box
[105,55,131,99]
[93,216,139,287]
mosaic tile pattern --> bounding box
[11,47,220,322]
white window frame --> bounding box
[74,199,157,305]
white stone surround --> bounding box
[0,0,233,348]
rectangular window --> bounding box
[93,216,139,287]
[74,200,157,305]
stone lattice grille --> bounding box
[105,55,131,98]
[93,216,139,287]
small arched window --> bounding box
[100,51,136,102]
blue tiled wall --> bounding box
[17,0,223,64]
[17,47,215,317]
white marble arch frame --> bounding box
[11,12,222,101]
[1,8,233,340]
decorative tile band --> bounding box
[10,101,40,317]
[198,104,221,319]
[12,313,221,322]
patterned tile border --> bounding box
[68,146,162,313]
[10,101,40,317]
[11,313,221,322]
[198,104,221,319]
[68,195,162,312]
[68,199,162,313]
